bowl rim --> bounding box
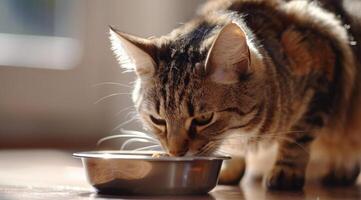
[73,150,231,161]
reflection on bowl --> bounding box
[73,151,230,195]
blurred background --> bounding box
[0,0,205,150]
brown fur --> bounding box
[281,28,335,80]
[110,0,361,190]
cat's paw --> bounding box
[322,164,360,186]
[218,157,246,185]
[265,165,305,190]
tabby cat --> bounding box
[109,0,361,190]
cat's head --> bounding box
[110,22,266,156]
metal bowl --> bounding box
[73,151,230,195]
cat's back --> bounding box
[201,0,360,117]
[199,0,361,140]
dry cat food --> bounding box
[152,152,170,158]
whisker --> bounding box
[94,92,132,104]
[97,134,158,146]
[124,110,138,119]
[213,149,234,157]
[128,80,136,85]
[120,138,159,150]
[202,145,220,156]
[114,106,135,116]
[92,82,132,88]
[197,142,218,156]
[119,129,156,138]
[111,115,139,132]
[131,144,162,152]
[212,134,310,154]
[211,130,308,141]
[254,135,310,154]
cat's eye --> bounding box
[193,112,214,126]
[149,115,166,126]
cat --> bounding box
[109,0,361,190]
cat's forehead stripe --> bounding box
[187,99,195,117]
[154,22,218,116]
[155,99,160,114]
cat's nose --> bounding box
[169,149,188,157]
[167,135,189,156]
[166,121,189,156]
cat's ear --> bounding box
[205,22,250,84]
[109,26,156,79]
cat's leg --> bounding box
[219,142,278,185]
[322,163,360,186]
[219,156,246,185]
[217,132,248,185]
[309,132,361,186]
[265,130,314,190]
[245,143,278,182]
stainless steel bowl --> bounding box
[73,151,230,195]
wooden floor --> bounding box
[1,150,360,200]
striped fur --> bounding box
[110,0,361,190]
